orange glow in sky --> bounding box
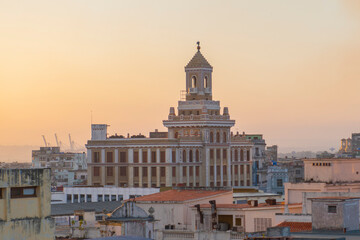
[1,0,360,153]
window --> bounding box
[134,151,139,163]
[328,205,337,213]
[191,76,197,88]
[86,194,92,202]
[247,150,250,161]
[151,167,156,177]
[73,194,79,203]
[143,167,148,177]
[106,151,113,163]
[196,166,200,176]
[80,194,85,203]
[216,132,220,143]
[120,152,127,163]
[160,151,166,163]
[120,167,127,176]
[183,150,187,162]
[277,179,283,187]
[94,167,100,177]
[118,195,123,201]
[223,149,227,159]
[172,167,176,177]
[107,167,113,177]
[296,170,301,174]
[97,194,103,202]
[175,132,179,138]
[67,194,72,203]
[223,132,227,143]
[93,152,100,163]
[255,148,259,156]
[210,132,214,143]
[111,195,117,201]
[172,150,176,163]
[104,195,110,202]
[160,167,165,177]
[11,187,37,198]
[196,150,199,162]
[204,76,208,88]
[183,166,186,177]
[151,151,156,163]
[189,150,193,162]
[240,149,244,161]
[142,150,148,163]
[134,167,139,177]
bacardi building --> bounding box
[86,44,253,188]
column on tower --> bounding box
[205,147,210,187]
[156,148,160,187]
[227,148,231,187]
[114,149,119,186]
[128,148,134,187]
[101,149,106,185]
[220,148,224,187]
[147,149,151,187]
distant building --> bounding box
[266,145,278,162]
[86,45,255,188]
[0,161,32,169]
[32,146,87,186]
[0,168,54,240]
[266,166,289,195]
[338,133,360,158]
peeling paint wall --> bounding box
[0,168,54,240]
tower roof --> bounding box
[185,50,212,69]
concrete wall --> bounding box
[0,168,54,240]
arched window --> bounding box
[183,150,187,162]
[216,132,220,143]
[191,76,197,88]
[204,76,208,88]
[235,149,238,161]
[189,150,193,162]
[196,150,199,162]
[223,132,227,143]
[210,132,214,143]
[240,149,244,161]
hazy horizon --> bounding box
[1,0,360,159]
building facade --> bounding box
[0,168,54,240]
[32,147,87,186]
[86,45,254,188]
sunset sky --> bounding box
[1,0,360,154]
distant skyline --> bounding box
[1,0,360,155]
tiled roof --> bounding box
[185,51,212,69]
[51,201,122,216]
[134,189,231,202]
[276,221,312,232]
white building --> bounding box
[51,186,159,204]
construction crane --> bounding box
[42,135,48,147]
[55,134,59,147]
[69,134,74,151]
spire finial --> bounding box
[197,41,200,51]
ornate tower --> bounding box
[185,42,213,101]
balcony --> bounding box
[189,88,198,94]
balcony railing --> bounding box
[168,114,230,121]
